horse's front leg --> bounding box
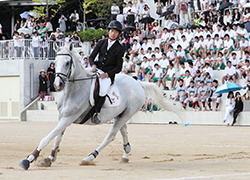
[38,130,65,167]
[19,119,71,170]
[119,124,131,163]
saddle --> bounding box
[89,76,121,107]
[79,76,120,124]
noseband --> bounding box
[55,53,96,85]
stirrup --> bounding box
[92,113,101,124]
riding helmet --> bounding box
[108,20,122,33]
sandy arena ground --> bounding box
[0,121,250,180]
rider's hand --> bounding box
[92,65,96,72]
[100,73,108,79]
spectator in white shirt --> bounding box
[183,70,193,88]
[213,34,223,57]
[151,37,159,52]
[199,35,206,58]
[137,56,149,81]
[163,62,177,90]
[229,52,240,67]
[185,27,194,46]
[239,59,250,79]
[188,61,198,78]
[202,62,214,78]
[111,1,120,21]
[127,1,137,26]
[123,55,134,74]
[180,35,190,54]
[222,61,236,84]
[189,36,200,59]
[239,51,250,67]
[204,34,214,56]
[154,47,162,60]
[194,54,204,69]
[136,48,146,65]
[158,53,169,75]
[214,24,224,39]
[160,28,169,51]
[122,3,128,26]
[179,62,188,78]
[141,37,152,53]
[240,36,249,58]
[130,39,141,61]
[174,45,185,70]
[213,52,227,70]
[167,45,176,63]
[203,52,214,66]
[223,34,234,58]
[149,63,164,87]
[236,24,248,40]
[32,32,40,60]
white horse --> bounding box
[19,43,182,170]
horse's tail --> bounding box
[140,82,184,121]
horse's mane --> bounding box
[58,46,95,77]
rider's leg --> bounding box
[92,76,111,124]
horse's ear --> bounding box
[69,42,73,52]
[53,42,59,52]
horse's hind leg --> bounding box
[38,130,65,167]
[119,124,131,163]
[80,115,130,165]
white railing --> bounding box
[0,39,82,60]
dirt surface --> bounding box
[0,121,250,180]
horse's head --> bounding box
[54,42,74,91]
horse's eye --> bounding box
[66,62,70,66]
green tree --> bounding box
[31,0,66,19]
[80,0,98,31]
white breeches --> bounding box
[180,95,187,103]
[224,106,234,124]
[184,97,197,104]
[97,69,111,97]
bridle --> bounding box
[55,53,96,85]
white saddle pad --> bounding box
[90,79,121,108]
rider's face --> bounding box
[109,29,119,40]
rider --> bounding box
[89,20,124,124]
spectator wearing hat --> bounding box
[111,1,120,21]
[39,69,48,101]
[152,21,160,37]
[54,28,61,38]
[222,61,236,84]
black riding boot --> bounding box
[92,96,106,124]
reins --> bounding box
[55,53,96,84]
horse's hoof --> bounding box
[19,159,30,170]
[79,160,95,166]
[119,158,129,163]
[38,158,52,167]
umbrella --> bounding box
[160,10,173,17]
[215,83,242,94]
[17,28,31,35]
[219,2,233,10]
[93,17,107,25]
[140,16,155,24]
[20,11,30,19]
[28,12,40,18]
[122,25,136,32]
